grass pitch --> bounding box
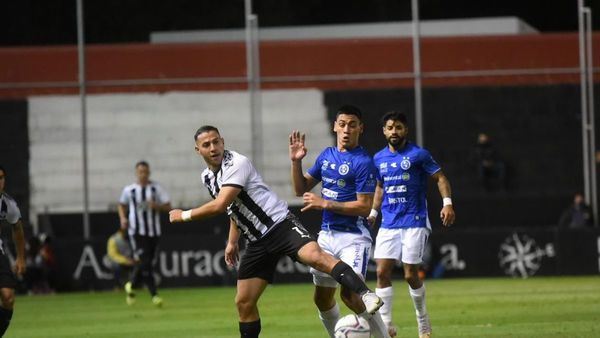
[8,276,600,338]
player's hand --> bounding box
[301,192,326,212]
[120,217,129,229]
[169,209,183,223]
[14,257,26,276]
[224,242,239,267]
[366,215,376,226]
[440,205,455,227]
[289,130,307,161]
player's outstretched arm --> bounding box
[301,192,373,217]
[224,218,240,267]
[169,186,242,223]
[367,182,384,226]
[289,130,318,196]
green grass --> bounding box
[8,276,600,338]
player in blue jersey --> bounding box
[290,105,390,338]
[367,111,455,338]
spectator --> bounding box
[106,227,136,289]
[471,133,507,191]
[558,193,593,228]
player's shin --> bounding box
[376,286,394,325]
[359,310,392,338]
[330,261,370,295]
[318,303,340,338]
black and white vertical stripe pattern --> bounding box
[202,150,288,242]
[121,183,165,237]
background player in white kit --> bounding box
[368,111,455,338]
[290,105,390,338]
[169,126,383,338]
[0,166,26,338]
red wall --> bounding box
[1,33,598,98]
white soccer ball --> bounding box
[334,314,370,338]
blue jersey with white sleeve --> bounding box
[307,146,377,233]
[373,142,441,229]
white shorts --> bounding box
[310,229,372,288]
[374,227,430,265]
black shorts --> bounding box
[237,213,315,283]
[0,253,17,289]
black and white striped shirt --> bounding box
[203,150,288,242]
[0,192,21,251]
[119,182,170,237]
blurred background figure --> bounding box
[24,233,55,294]
[471,133,507,191]
[558,193,593,228]
[106,227,136,289]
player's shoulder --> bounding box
[223,150,252,170]
[352,147,375,163]
[122,182,138,191]
[406,142,430,156]
[0,192,17,205]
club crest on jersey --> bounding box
[401,158,411,170]
[338,163,350,175]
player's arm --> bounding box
[367,181,384,225]
[302,192,374,217]
[12,220,26,276]
[431,171,455,226]
[289,130,319,195]
[169,185,242,223]
[224,218,240,267]
[117,203,129,229]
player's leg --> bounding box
[125,235,141,304]
[236,277,268,338]
[0,252,17,337]
[402,228,431,338]
[374,228,403,337]
[146,237,162,306]
[312,283,339,338]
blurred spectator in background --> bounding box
[558,193,593,228]
[24,233,55,294]
[471,133,507,191]
[106,227,135,289]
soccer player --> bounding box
[367,111,455,338]
[118,161,171,306]
[289,105,391,338]
[0,166,26,337]
[169,125,383,338]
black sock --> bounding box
[239,319,261,338]
[330,261,370,295]
[0,307,13,337]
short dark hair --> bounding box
[0,165,5,176]
[135,161,149,169]
[336,105,363,121]
[381,111,408,127]
[194,125,220,141]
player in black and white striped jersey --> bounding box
[0,166,25,338]
[169,126,384,338]
[118,161,171,307]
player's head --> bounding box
[194,125,225,171]
[381,111,409,148]
[0,165,5,192]
[334,105,364,151]
[135,161,150,185]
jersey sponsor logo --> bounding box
[387,197,407,204]
[322,176,337,184]
[402,172,411,181]
[385,185,407,193]
[401,158,411,170]
[337,179,346,188]
[322,188,339,199]
[379,162,388,173]
[338,163,349,175]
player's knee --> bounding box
[0,291,15,310]
[235,295,257,314]
[376,266,392,284]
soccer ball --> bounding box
[334,314,370,338]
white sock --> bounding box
[319,303,340,338]
[376,286,394,326]
[409,284,427,317]
[359,310,391,338]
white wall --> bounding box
[28,89,331,220]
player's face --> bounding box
[195,130,225,170]
[135,164,150,184]
[333,114,363,150]
[383,119,408,147]
[0,169,5,192]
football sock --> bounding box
[409,284,427,317]
[143,269,158,296]
[0,306,13,337]
[359,310,391,338]
[239,319,261,338]
[376,286,394,325]
[330,261,370,295]
[318,303,340,338]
